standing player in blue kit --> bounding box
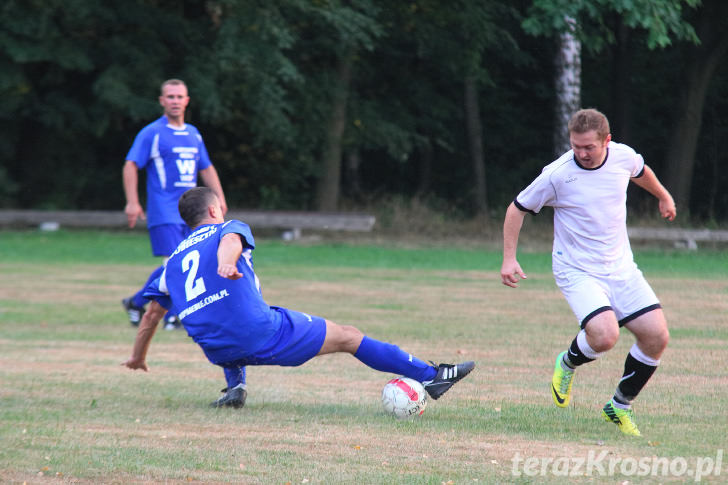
[122,187,475,408]
[121,79,227,331]
[121,80,244,406]
[500,109,676,436]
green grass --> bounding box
[2,229,726,276]
[1,229,726,483]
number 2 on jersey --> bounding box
[182,250,206,301]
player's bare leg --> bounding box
[316,320,364,355]
[623,309,669,360]
[583,312,620,353]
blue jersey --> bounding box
[126,116,213,227]
[147,221,281,364]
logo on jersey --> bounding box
[170,225,218,258]
[172,147,199,186]
[176,158,196,175]
[179,288,230,320]
[565,176,578,184]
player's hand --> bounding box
[218,263,242,280]
[121,357,148,372]
[659,196,676,222]
[124,202,146,228]
[501,260,527,288]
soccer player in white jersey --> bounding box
[122,187,474,409]
[500,108,676,436]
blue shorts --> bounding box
[221,307,327,368]
[149,224,190,257]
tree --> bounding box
[315,49,354,211]
[464,75,488,214]
[291,1,384,211]
[280,1,383,212]
[371,0,521,216]
[4,0,726,224]
[553,15,581,156]
[663,0,728,213]
[0,0,203,209]
[523,0,700,158]
[441,1,521,216]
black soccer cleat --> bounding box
[122,297,145,327]
[423,361,475,400]
[210,385,247,409]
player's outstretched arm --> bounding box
[122,300,166,371]
[217,233,244,280]
[501,202,528,288]
[631,165,676,221]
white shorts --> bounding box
[553,265,660,329]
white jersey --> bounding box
[515,141,645,276]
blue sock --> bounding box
[354,336,436,382]
[132,265,165,307]
[223,366,247,389]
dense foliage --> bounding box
[1,0,726,222]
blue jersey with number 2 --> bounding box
[149,220,281,364]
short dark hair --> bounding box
[178,187,216,228]
[568,108,610,140]
[160,78,187,95]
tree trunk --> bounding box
[553,16,581,157]
[464,75,487,214]
[415,138,433,198]
[611,17,632,143]
[705,105,719,220]
[664,0,728,212]
[344,149,362,201]
[315,51,353,211]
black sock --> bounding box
[613,352,658,406]
[563,336,595,368]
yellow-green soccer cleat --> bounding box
[551,351,574,408]
[602,400,641,436]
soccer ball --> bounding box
[381,377,427,419]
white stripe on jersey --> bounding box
[151,133,165,189]
[159,268,169,295]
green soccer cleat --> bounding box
[602,400,641,436]
[551,351,574,408]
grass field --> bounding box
[1,229,726,484]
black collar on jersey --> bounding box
[574,147,609,171]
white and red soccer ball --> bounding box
[381,377,427,419]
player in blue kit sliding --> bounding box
[121,79,228,331]
[122,187,474,408]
